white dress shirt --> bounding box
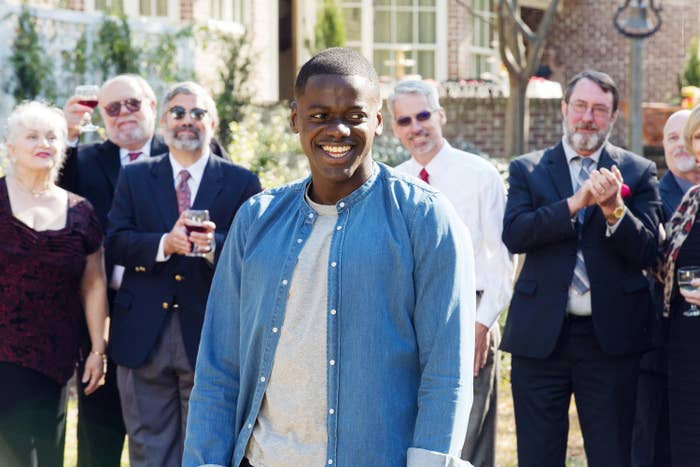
[395,140,514,328]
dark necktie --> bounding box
[572,157,594,294]
[419,168,430,184]
[128,151,142,162]
[176,170,191,214]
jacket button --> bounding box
[173,303,179,309]
[175,274,183,281]
[162,302,169,309]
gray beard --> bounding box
[165,129,204,151]
[563,121,610,154]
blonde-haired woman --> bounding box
[0,101,108,467]
[662,104,700,466]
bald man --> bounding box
[631,109,699,467]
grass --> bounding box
[63,356,588,467]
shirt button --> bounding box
[308,213,314,219]
[336,226,342,231]
[328,460,333,465]
[329,408,335,415]
[272,327,278,333]
[339,202,345,208]
[248,423,252,429]
[282,279,288,286]
[330,309,337,315]
[330,262,337,267]
[329,359,335,365]
[297,238,302,244]
[260,376,266,382]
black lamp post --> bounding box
[613,0,662,155]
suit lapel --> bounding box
[545,143,574,200]
[191,156,223,211]
[150,157,180,230]
[95,140,122,192]
[151,135,169,157]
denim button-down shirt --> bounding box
[183,163,475,467]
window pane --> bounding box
[417,50,434,79]
[156,0,168,16]
[374,11,392,42]
[396,0,412,5]
[418,11,435,43]
[396,11,413,43]
[343,7,362,42]
[139,0,151,15]
[373,49,392,78]
[418,0,435,5]
[374,0,391,5]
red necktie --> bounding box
[419,168,430,184]
[176,170,191,213]
[128,152,142,162]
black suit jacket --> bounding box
[501,142,662,358]
[105,154,261,368]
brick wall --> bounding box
[546,0,700,104]
[444,0,699,105]
[379,97,632,161]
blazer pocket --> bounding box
[514,279,537,296]
[622,276,648,294]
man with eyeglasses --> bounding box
[389,80,513,467]
[501,70,662,467]
[58,75,250,467]
[104,81,260,467]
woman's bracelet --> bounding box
[89,350,106,358]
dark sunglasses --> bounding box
[104,98,142,117]
[395,109,438,127]
[168,106,208,121]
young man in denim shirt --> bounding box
[183,48,476,467]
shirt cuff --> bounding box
[605,209,626,237]
[407,447,473,467]
[475,294,500,329]
[156,234,170,262]
[67,137,79,148]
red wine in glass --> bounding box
[78,99,99,109]
[183,209,210,256]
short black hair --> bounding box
[564,70,619,112]
[294,47,380,97]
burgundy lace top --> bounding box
[0,177,102,385]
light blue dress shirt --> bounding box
[183,162,475,467]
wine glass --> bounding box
[74,85,100,133]
[183,209,210,257]
[677,266,700,317]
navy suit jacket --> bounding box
[105,154,261,368]
[501,142,662,358]
[658,170,685,222]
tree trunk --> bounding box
[505,76,529,158]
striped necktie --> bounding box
[176,170,191,214]
[571,157,594,294]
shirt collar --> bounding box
[119,140,152,163]
[168,149,211,184]
[561,136,604,165]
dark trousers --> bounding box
[511,316,639,467]
[0,362,67,467]
[241,458,254,467]
[631,364,671,467]
[76,352,126,467]
[668,311,700,467]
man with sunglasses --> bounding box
[501,70,662,467]
[58,75,232,467]
[105,81,261,467]
[389,80,513,467]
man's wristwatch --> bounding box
[605,205,625,222]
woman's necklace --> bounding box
[12,176,52,198]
